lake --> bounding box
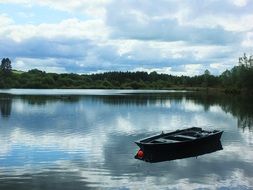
[0,89,252,190]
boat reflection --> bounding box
[135,140,223,163]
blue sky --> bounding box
[0,0,252,75]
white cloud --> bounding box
[231,0,248,7]
[241,32,253,47]
[1,18,110,42]
[0,14,13,25]
[133,64,203,76]
[0,14,14,37]
[185,14,253,32]
[0,0,111,17]
[209,58,239,74]
[111,39,234,62]
[13,58,67,73]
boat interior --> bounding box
[150,130,213,143]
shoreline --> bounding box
[0,87,251,96]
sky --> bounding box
[0,0,252,76]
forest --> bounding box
[0,54,252,93]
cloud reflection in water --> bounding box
[0,90,253,189]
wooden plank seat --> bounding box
[174,134,197,140]
[151,138,178,143]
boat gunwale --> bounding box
[135,128,223,146]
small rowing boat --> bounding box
[135,127,223,158]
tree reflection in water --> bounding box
[100,92,253,130]
[0,95,12,118]
[0,91,252,129]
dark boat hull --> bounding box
[135,140,223,163]
[135,128,223,154]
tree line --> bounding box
[0,54,252,93]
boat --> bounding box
[135,140,223,163]
[135,127,223,159]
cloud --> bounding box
[231,0,249,7]
[0,18,109,42]
[107,8,241,45]
[186,14,253,32]
[133,64,205,76]
[0,14,13,25]
[0,37,93,59]
[0,0,252,74]
[13,58,68,73]
[0,0,111,18]
[242,32,253,47]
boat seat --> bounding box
[152,138,178,143]
[174,135,197,140]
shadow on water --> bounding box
[134,140,223,163]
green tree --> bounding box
[220,70,232,87]
[204,69,210,76]
[1,58,12,75]
[202,69,211,87]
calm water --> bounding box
[0,89,253,190]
